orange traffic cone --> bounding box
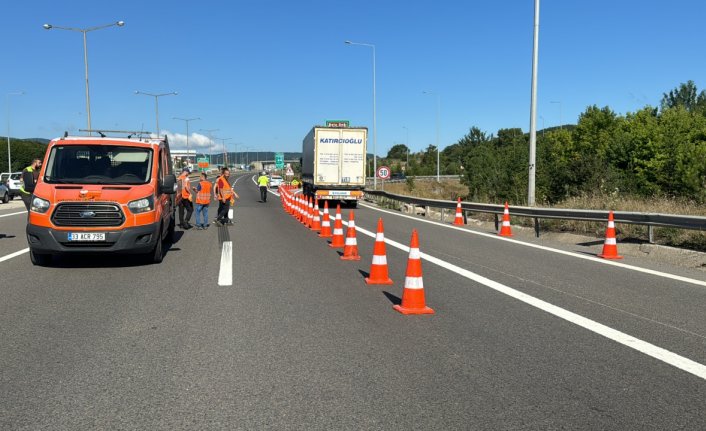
[311,198,321,231]
[394,229,434,315]
[598,211,623,259]
[307,197,314,228]
[328,204,345,248]
[301,196,309,225]
[340,211,361,261]
[365,218,393,285]
[319,200,333,238]
[498,201,513,237]
[296,195,303,222]
[453,197,464,226]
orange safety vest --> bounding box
[218,176,233,201]
[179,173,192,201]
[196,180,211,205]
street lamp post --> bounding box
[135,91,177,138]
[402,125,410,166]
[345,40,377,189]
[173,117,200,165]
[528,0,540,207]
[216,138,231,167]
[43,21,125,136]
[6,91,24,173]
[199,128,219,166]
[423,91,441,181]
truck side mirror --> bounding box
[161,174,177,194]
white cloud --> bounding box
[162,130,218,152]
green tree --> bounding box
[386,144,409,160]
[661,80,706,114]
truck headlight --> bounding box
[31,197,50,213]
[127,196,154,213]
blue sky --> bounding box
[2,0,705,155]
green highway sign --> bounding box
[275,152,285,169]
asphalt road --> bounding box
[0,173,704,430]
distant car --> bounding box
[0,183,9,203]
[390,172,406,180]
[2,172,22,199]
[269,174,283,188]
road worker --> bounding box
[215,168,239,226]
[257,171,269,202]
[20,158,42,211]
[192,171,212,230]
[177,167,194,229]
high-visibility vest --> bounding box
[196,181,211,205]
[19,166,33,194]
[218,177,233,201]
[178,173,192,201]
[257,175,269,186]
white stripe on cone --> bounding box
[404,276,424,289]
[502,221,511,226]
[372,255,387,265]
[605,237,617,245]
[345,237,357,246]
[322,221,330,227]
[333,228,343,235]
[409,247,421,260]
[376,233,385,241]
[608,221,615,228]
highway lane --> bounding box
[0,175,704,429]
[333,199,706,367]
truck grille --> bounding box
[51,202,125,227]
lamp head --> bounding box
[344,40,352,44]
[117,21,125,27]
[43,24,52,30]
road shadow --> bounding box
[383,291,402,306]
[576,239,604,247]
[358,269,370,279]
[172,230,185,244]
[0,234,16,239]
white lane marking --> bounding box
[218,241,233,286]
[0,210,27,218]
[0,248,29,263]
[359,202,706,288]
[340,217,706,381]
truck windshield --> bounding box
[44,145,153,185]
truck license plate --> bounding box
[68,232,105,241]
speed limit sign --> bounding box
[376,165,391,179]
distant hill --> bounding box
[24,138,51,145]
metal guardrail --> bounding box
[364,189,706,242]
[366,175,460,184]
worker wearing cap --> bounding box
[257,171,269,202]
[177,167,194,229]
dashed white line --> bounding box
[218,241,233,286]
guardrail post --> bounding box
[494,213,499,231]
[648,225,654,244]
[534,218,540,238]
[441,208,445,222]
[425,206,431,219]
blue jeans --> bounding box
[195,204,209,227]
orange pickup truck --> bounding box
[26,133,178,265]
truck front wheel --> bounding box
[29,249,52,266]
